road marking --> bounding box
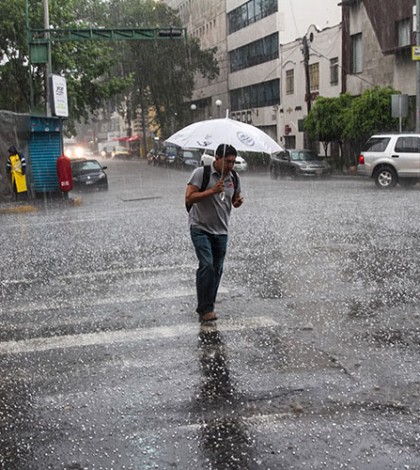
[1,264,196,286]
[117,196,162,202]
[0,316,278,356]
[181,412,295,431]
[1,286,229,316]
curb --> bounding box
[0,204,38,215]
[0,196,82,214]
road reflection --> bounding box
[196,324,254,469]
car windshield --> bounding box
[290,151,320,161]
[72,160,102,172]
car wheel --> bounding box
[290,167,298,178]
[374,167,397,189]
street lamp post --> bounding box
[215,99,222,118]
[190,103,197,122]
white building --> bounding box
[279,23,342,149]
[164,0,342,149]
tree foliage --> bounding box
[305,86,400,167]
[103,0,219,137]
[343,86,399,141]
[304,94,352,156]
[0,0,219,137]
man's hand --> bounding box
[212,179,225,194]
[233,195,244,208]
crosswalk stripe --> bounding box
[0,316,278,356]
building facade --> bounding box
[278,23,342,149]
[164,0,229,121]
[164,0,343,148]
[341,0,416,99]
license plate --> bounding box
[85,180,93,185]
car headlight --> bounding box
[98,173,106,179]
[74,147,84,158]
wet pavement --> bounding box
[1,159,420,469]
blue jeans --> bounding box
[190,227,228,315]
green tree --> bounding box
[105,0,219,138]
[304,94,352,155]
[0,0,34,112]
[0,0,130,133]
[343,86,400,161]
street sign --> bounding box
[50,75,69,118]
[412,46,420,60]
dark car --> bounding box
[158,145,179,166]
[71,159,108,190]
[270,149,331,178]
[180,149,201,170]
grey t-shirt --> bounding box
[187,163,241,235]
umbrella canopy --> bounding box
[165,117,283,155]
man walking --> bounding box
[185,144,244,322]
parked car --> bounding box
[234,155,248,172]
[180,149,201,170]
[200,150,215,166]
[71,159,108,190]
[270,149,331,178]
[111,146,130,159]
[357,134,420,189]
[200,151,247,172]
[158,145,179,166]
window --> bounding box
[228,0,278,34]
[230,79,280,111]
[352,33,363,74]
[309,63,319,91]
[330,57,339,86]
[362,137,390,152]
[229,33,279,72]
[397,18,411,47]
[286,69,294,95]
[395,136,420,153]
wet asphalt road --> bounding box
[2,159,420,469]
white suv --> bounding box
[358,134,420,189]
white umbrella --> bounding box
[165,117,283,155]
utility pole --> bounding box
[302,35,311,114]
[416,0,420,132]
[44,0,52,116]
[302,35,312,148]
